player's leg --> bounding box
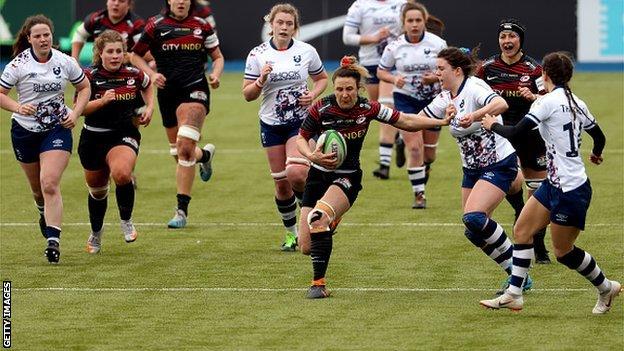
[84,168,110,254]
[18,161,45,237]
[107,143,139,243]
[422,128,440,185]
[265,143,298,251]
[523,167,549,263]
[373,81,395,180]
[402,130,426,209]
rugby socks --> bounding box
[557,246,612,294]
[424,161,432,185]
[198,148,211,163]
[275,195,297,234]
[310,231,333,281]
[482,243,513,275]
[508,243,534,296]
[407,166,426,194]
[44,225,61,243]
[293,190,303,207]
[35,202,45,237]
[378,142,393,168]
[88,193,108,233]
[464,215,513,273]
[505,188,525,219]
[176,194,191,216]
[116,182,135,221]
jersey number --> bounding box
[563,122,578,157]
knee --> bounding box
[462,212,487,233]
[88,184,109,200]
[307,200,335,234]
[511,222,532,244]
[110,167,133,185]
[286,167,308,189]
[40,177,60,196]
[464,229,486,247]
[552,243,574,260]
[407,144,423,159]
[176,138,195,160]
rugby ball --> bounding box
[318,129,347,167]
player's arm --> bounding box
[392,110,452,132]
[138,80,155,126]
[62,76,91,129]
[481,114,537,138]
[299,71,328,107]
[207,47,224,89]
[71,22,89,61]
[585,124,606,165]
[0,87,36,115]
[459,96,508,127]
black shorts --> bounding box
[78,127,141,171]
[157,78,210,128]
[509,128,547,171]
[301,167,363,208]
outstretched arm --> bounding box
[482,114,537,139]
[392,110,452,132]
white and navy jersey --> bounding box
[526,88,597,191]
[344,0,406,66]
[423,77,515,169]
[244,38,324,125]
[379,32,447,100]
[1,48,85,132]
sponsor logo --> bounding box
[160,30,173,37]
[122,137,139,149]
[52,138,64,148]
[33,82,62,92]
[95,80,107,85]
[342,129,366,140]
[555,213,569,222]
[269,70,301,83]
[482,171,495,179]
[486,75,497,81]
[27,72,37,78]
[333,177,352,190]
[161,43,203,51]
[190,90,208,101]
[321,120,334,126]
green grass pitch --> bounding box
[0,72,622,350]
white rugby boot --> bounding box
[120,219,138,243]
[480,292,523,312]
[86,230,103,254]
[199,143,215,182]
[593,280,622,314]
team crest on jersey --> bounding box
[53,67,61,76]
[424,48,431,55]
[520,75,530,82]
[27,72,37,78]
[193,28,203,38]
[293,55,302,63]
[127,78,135,86]
[356,116,367,124]
[459,99,465,109]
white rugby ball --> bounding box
[318,129,347,167]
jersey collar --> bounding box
[404,32,425,44]
[270,38,294,51]
[451,77,468,98]
[30,47,52,63]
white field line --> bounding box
[0,221,621,228]
[13,287,590,293]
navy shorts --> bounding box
[533,179,592,230]
[462,153,518,193]
[157,78,210,128]
[260,120,301,148]
[394,93,440,131]
[78,127,141,171]
[302,167,363,208]
[11,120,72,163]
[364,65,380,85]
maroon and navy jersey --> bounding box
[82,9,145,51]
[300,95,400,172]
[133,14,219,88]
[476,54,544,125]
[84,66,150,130]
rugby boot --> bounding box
[372,165,390,180]
[480,292,523,311]
[86,231,103,254]
[412,191,426,209]
[167,208,187,229]
[199,143,216,182]
[593,280,622,314]
[45,239,60,264]
[280,232,297,252]
[307,280,330,299]
[121,219,138,243]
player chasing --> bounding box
[296,56,452,298]
[130,0,223,228]
[479,52,621,314]
[80,30,154,254]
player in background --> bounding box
[130,0,223,228]
[343,0,406,180]
[71,0,145,64]
[377,2,446,208]
[80,30,154,254]
[476,19,551,265]
[193,0,217,30]
[0,15,90,263]
[243,3,328,251]
[479,52,620,313]
[296,56,451,298]
[422,47,535,294]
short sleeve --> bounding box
[344,2,362,29]
[422,92,448,120]
[369,101,400,124]
[0,59,19,89]
[378,45,395,71]
[132,20,155,56]
[472,78,499,106]
[244,50,261,81]
[203,23,219,50]
[300,101,322,139]
[308,47,324,76]
[138,70,150,90]
[578,101,597,130]
[67,56,86,84]
[526,96,551,124]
